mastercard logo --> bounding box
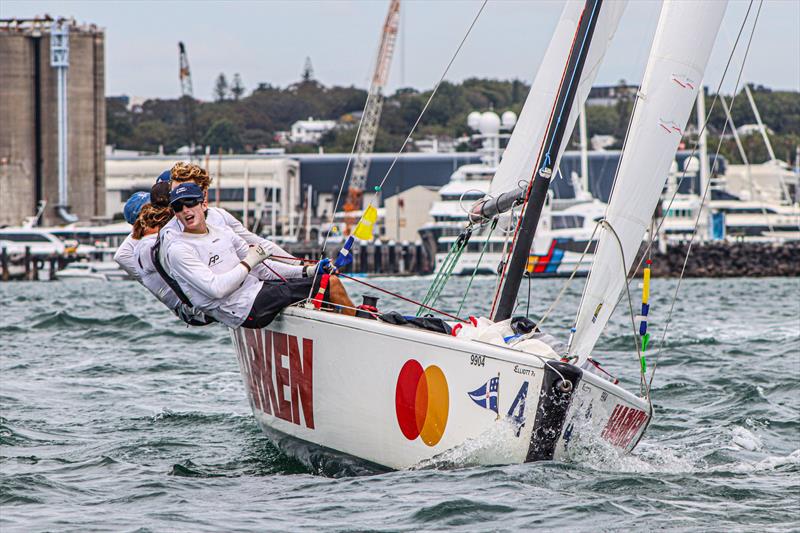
[395,359,449,446]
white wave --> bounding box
[730,425,764,452]
[411,419,525,470]
[562,415,699,474]
[726,449,800,473]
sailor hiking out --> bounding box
[114,162,356,328]
[162,182,355,328]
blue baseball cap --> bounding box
[123,191,150,224]
[156,169,171,183]
[169,182,204,206]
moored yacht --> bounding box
[418,109,606,277]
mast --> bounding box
[492,0,603,322]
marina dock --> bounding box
[4,240,798,281]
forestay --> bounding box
[569,0,728,363]
[487,0,627,201]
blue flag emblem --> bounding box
[468,376,499,414]
[334,235,355,269]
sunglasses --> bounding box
[171,198,202,212]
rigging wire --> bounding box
[648,0,764,390]
[306,0,488,302]
[535,219,601,328]
[490,0,599,317]
[456,218,498,317]
[417,228,471,315]
[337,273,467,323]
[372,0,488,195]
[561,0,758,377]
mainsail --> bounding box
[569,0,728,362]
[481,0,627,218]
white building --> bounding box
[384,185,440,242]
[106,155,301,238]
[290,117,337,144]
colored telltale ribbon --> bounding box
[638,263,652,374]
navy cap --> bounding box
[169,182,204,205]
[123,192,150,224]
[156,169,172,183]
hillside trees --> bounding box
[106,80,798,161]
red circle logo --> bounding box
[395,359,449,446]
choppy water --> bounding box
[1,276,798,531]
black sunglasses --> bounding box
[171,198,202,212]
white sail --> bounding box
[569,0,728,362]
[488,0,627,197]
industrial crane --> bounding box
[178,42,196,155]
[343,0,401,215]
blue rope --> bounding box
[539,0,600,175]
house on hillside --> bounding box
[290,117,337,144]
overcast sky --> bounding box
[3,0,798,101]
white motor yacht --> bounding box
[56,261,129,281]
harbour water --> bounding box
[1,276,798,531]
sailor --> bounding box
[128,203,210,325]
[160,162,301,280]
[114,191,150,280]
[164,183,355,328]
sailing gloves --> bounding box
[303,257,338,278]
[241,244,271,272]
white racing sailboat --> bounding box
[230,0,727,471]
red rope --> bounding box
[489,5,586,318]
[262,263,287,282]
[337,273,467,323]
[270,255,467,322]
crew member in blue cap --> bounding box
[158,162,303,281]
[161,182,355,329]
[114,191,151,280]
[131,201,212,326]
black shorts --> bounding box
[242,277,322,329]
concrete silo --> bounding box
[0,17,105,227]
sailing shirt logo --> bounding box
[395,359,449,446]
[235,329,314,429]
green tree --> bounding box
[213,74,229,102]
[202,118,242,152]
[231,73,245,101]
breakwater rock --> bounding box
[649,241,800,278]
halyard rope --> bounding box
[308,0,489,302]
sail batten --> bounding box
[569,0,729,362]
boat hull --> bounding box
[231,307,649,471]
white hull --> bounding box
[231,308,649,471]
[56,270,109,281]
[437,246,593,277]
[55,261,131,281]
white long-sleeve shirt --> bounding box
[165,223,263,328]
[160,206,304,279]
[113,235,140,281]
[120,234,209,325]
